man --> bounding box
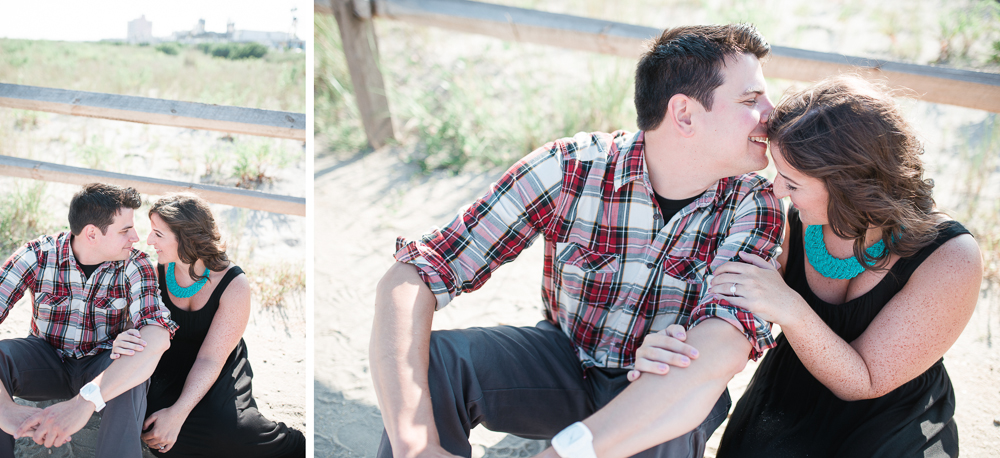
[373,24,783,458]
[0,183,176,457]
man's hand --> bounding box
[0,402,41,437]
[15,396,94,448]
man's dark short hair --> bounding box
[634,23,770,131]
[68,183,142,236]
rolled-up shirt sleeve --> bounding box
[127,256,178,337]
[394,143,566,310]
[0,244,37,325]
[688,183,784,360]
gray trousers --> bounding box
[0,335,148,458]
[377,321,730,458]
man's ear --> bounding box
[82,224,100,242]
[665,94,699,138]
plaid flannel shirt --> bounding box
[395,131,785,368]
[0,232,177,359]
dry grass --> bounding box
[0,39,304,112]
[246,261,307,308]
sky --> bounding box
[0,0,309,42]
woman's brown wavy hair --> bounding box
[150,193,229,281]
[767,75,939,270]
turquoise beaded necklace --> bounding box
[166,262,210,298]
[803,225,887,280]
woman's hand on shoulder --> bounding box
[110,329,146,360]
[627,324,699,382]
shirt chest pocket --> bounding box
[92,287,130,337]
[32,294,71,325]
[555,242,621,307]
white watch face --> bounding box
[553,422,593,457]
[80,383,104,405]
[562,425,585,443]
[81,384,94,397]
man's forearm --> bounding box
[13,326,171,445]
[370,262,444,458]
[91,325,170,400]
[578,319,751,458]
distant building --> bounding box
[165,16,303,51]
[127,15,153,43]
[171,18,228,44]
[232,29,302,49]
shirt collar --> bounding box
[58,232,77,268]
[613,130,727,211]
[59,231,132,270]
[613,131,648,192]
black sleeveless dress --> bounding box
[148,265,305,457]
[717,209,967,458]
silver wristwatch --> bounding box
[552,422,597,458]
[79,381,106,412]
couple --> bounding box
[0,184,304,457]
[373,24,982,458]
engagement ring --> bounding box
[730,283,737,295]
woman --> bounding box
[112,193,305,457]
[629,76,982,457]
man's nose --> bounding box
[760,96,775,121]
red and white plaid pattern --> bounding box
[0,232,177,359]
[396,131,784,368]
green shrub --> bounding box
[0,181,54,256]
[211,45,232,59]
[201,42,268,60]
[155,43,179,56]
[231,43,268,60]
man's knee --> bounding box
[427,329,476,377]
[104,379,148,422]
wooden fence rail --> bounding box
[316,0,1000,148]
[0,156,306,217]
[0,83,306,142]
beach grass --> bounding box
[0,38,305,112]
[0,180,56,255]
[313,0,1000,289]
[314,0,999,171]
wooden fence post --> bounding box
[329,0,395,149]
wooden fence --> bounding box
[0,83,306,216]
[317,0,1000,149]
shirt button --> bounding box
[653,213,661,220]
[646,262,655,269]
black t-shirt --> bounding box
[654,192,701,222]
[79,262,102,280]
